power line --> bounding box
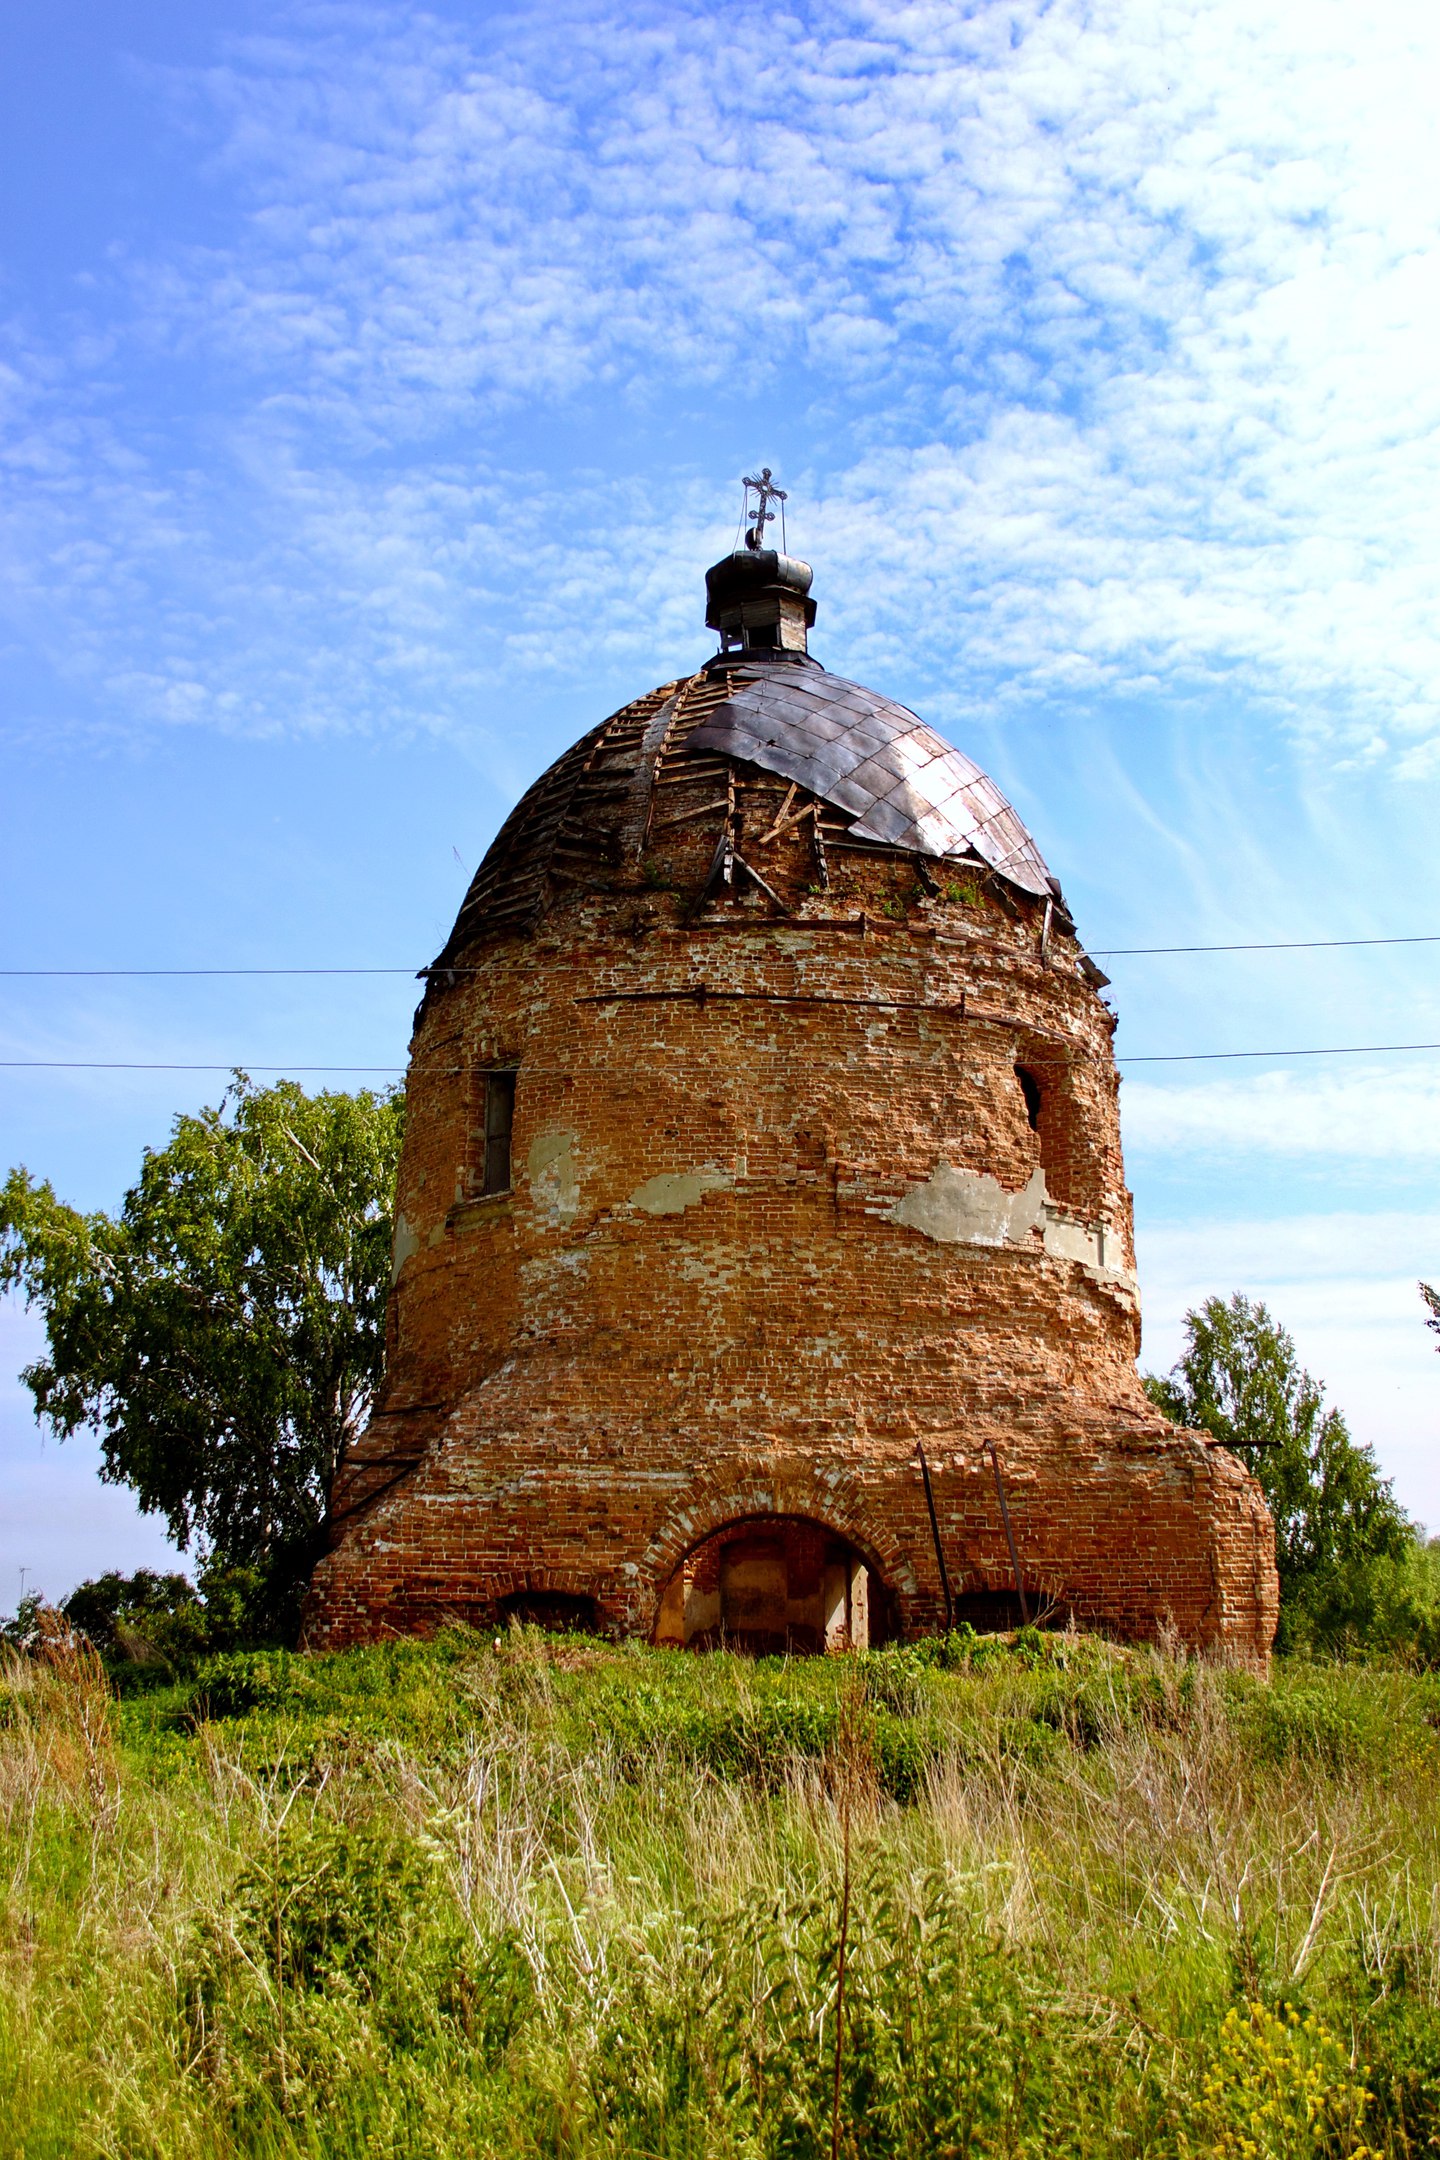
[1119,1042,1440,1064]
[0,1063,403,1072]
[1094,934,1440,957]
[0,968,416,978]
[4,1042,1440,1073]
[1,932,1439,976]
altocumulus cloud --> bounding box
[2,0,1439,752]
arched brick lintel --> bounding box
[485,1564,618,1605]
[634,1461,923,1632]
[949,1560,1074,1609]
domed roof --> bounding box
[436,541,1055,962]
[438,656,1054,960]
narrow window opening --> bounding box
[482,1069,516,1195]
[1013,1056,1096,1215]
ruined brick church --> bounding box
[304,504,1277,1664]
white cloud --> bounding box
[1136,1209,1440,1522]
[6,0,1440,746]
[1139,1209,1440,1287]
[1122,1063,1440,1160]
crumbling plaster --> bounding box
[628,1166,733,1215]
[890,1160,1135,1292]
[528,1131,582,1224]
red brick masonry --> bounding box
[304,669,1278,1665]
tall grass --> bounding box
[3,1626,1439,2156]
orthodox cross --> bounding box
[742,466,787,551]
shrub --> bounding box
[227,1816,435,1995]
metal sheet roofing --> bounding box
[689,663,1054,896]
[436,657,1055,957]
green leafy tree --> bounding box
[1146,1293,1413,1651]
[0,1074,404,1639]
[54,1563,266,1676]
[1423,1281,1439,1352]
[61,1568,200,1658]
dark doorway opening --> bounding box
[655,1515,890,1653]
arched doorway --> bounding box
[653,1515,888,1653]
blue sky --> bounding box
[3,0,1438,1604]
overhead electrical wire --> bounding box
[0,1063,404,1072]
[1,932,1439,978]
[4,1042,1440,1072]
[1094,934,1440,957]
[1118,1042,1440,1064]
[2,932,1436,1072]
[0,968,415,978]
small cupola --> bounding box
[706,548,816,658]
[705,468,816,661]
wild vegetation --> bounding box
[0,1076,403,1640]
[1146,1291,1440,1659]
[6,1622,1440,2158]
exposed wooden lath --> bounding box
[432,653,1055,961]
[435,683,679,958]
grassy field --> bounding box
[4,1627,1440,2158]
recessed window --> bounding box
[1013,1054,1096,1215]
[481,1070,516,1195]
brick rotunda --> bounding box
[304,531,1277,1663]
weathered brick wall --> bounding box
[304,697,1278,1666]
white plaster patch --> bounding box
[391,1210,420,1283]
[528,1130,581,1224]
[1042,1206,1139,1297]
[891,1163,1047,1246]
[1042,1211,1102,1267]
[629,1166,732,1215]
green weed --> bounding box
[6,1631,1440,2154]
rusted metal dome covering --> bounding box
[438,656,1054,959]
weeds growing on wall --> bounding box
[4,1626,1440,2156]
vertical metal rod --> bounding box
[986,1442,1030,1625]
[915,1441,954,1631]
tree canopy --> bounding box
[1,1074,404,1636]
[1146,1292,1417,1651]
